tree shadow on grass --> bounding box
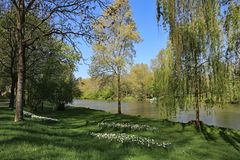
[219,128,240,151]
[199,123,217,141]
[0,108,172,159]
[0,116,13,121]
[1,107,240,159]
[0,130,141,160]
[229,130,240,143]
[193,121,240,152]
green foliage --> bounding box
[78,78,100,99]
[127,64,153,101]
[90,0,141,77]
[79,64,154,101]
[156,0,240,108]
[89,0,141,112]
[96,86,115,100]
[78,78,115,100]
[26,41,80,110]
[151,41,173,100]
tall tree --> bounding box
[90,0,141,114]
[0,12,18,109]
[156,0,240,126]
[2,0,106,122]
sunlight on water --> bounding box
[71,99,240,129]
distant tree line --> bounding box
[79,63,153,101]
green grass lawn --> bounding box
[0,105,239,160]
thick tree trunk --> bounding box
[15,0,25,122]
[15,44,25,122]
[117,71,121,114]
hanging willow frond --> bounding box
[156,0,240,104]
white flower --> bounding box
[98,122,157,131]
[90,132,171,148]
[23,110,59,122]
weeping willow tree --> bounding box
[224,2,240,103]
[156,0,240,126]
[151,41,177,118]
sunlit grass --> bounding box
[0,105,239,160]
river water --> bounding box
[71,99,240,130]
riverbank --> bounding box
[71,99,240,129]
[0,106,239,160]
[80,96,139,102]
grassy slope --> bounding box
[0,105,239,160]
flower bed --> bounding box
[98,122,157,131]
[90,132,171,148]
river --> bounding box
[71,99,240,130]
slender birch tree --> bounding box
[90,0,141,114]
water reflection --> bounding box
[71,99,240,129]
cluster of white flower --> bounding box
[98,122,157,131]
[31,114,59,122]
[23,110,59,122]
[90,132,171,148]
[23,111,34,117]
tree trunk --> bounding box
[194,50,201,129]
[15,44,25,122]
[9,74,16,109]
[15,0,25,122]
[41,101,44,111]
[117,70,121,114]
[56,102,65,111]
[195,100,200,126]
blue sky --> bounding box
[74,0,169,78]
